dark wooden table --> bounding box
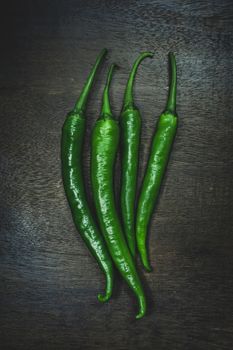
[1,1,233,349]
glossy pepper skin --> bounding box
[61,49,114,302]
[120,52,153,257]
[91,64,146,319]
[136,53,178,272]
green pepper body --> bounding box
[120,52,153,257]
[136,112,177,271]
[136,53,178,271]
[120,108,141,257]
[61,49,114,302]
[91,64,146,319]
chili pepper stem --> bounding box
[122,52,153,111]
[74,48,107,113]
[165,52,177,114]
[100,63,117,118]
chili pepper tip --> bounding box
[136,299,147,319]
[143,261,152,273]
[98,293,111,303]
[136,312,145,320]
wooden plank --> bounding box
[0,1,233,349]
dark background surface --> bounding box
[1,1,233,349]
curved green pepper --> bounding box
[61,49,114,302]
[120,52,153,257]
[91,64,146,319]
[136,53,178,271]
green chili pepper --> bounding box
[61,49,114,302]
[120,52,153,257]
[91,63,147,319]
[136,52,178,272]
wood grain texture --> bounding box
[0,1,233,349]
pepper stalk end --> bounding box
[122,52,154,112]
[74,48,108,113]
[100,63,118,118]
[165,52,177,115]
